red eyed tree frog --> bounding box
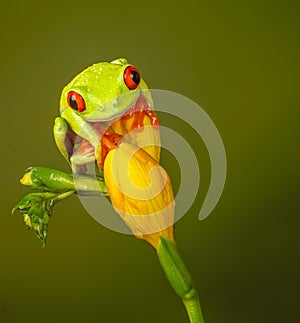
[54,57,160,173]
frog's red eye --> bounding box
[67,91,86,112]
[123,66,141,90]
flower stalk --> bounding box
[157,236,204,323]
[103,141,205,322]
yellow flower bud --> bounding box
[20,171,34,186]
[104,143,175,249]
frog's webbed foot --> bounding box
[96,130,123,169]
[70,139,95,174]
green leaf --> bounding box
[12,191,74,246]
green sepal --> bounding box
[157,236,195,299]
[12,191,74,246]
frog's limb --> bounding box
[56,111,106,174]
[54,116,99,174]
[20,166,108,195]
[61,109,100,148]
[53,117,74,164]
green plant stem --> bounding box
[183,294,204,323]
[157,236,205,323]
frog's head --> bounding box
[59,58,149,122]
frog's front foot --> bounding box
[97,130,123,169]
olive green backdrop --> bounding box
[1,0,298,322]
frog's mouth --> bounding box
[64,94,159,173]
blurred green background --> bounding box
[1,0,299,322]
